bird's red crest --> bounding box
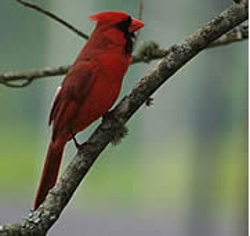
[89,11,130,24]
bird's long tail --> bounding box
[33,140,65,209]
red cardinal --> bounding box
[33,11,144,209]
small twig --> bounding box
[1,77,34,88]
[134,0,144,46]
[15,0,89,40]
[132,41,166,63]
[0,65,70,88]
[208,24,248,47]
[138,0,144,21]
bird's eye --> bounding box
[116,16,132,33]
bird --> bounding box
[33,11,144,209]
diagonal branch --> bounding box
[0,2,247,235]
[15,0,89,40]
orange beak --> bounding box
[130,18,144,32]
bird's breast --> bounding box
[73,53,131,133]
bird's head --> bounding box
[89,11,144,33]
[89,11,144,55]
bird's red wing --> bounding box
[49,59,98,141]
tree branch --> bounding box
[0,24,247,88]
[15,0,89,40]
[208,24,248,47]
[0,65,69,87]
[0,2,247,235]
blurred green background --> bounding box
[0,0,247,235]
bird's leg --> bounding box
[71,133,81,150]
